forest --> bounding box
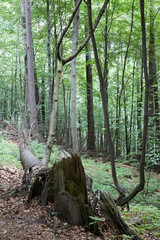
[0,0,160,239]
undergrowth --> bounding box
[0,135,160,238]
[0,134,20,168]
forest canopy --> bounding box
[0,0,160,239]
[0,0,159,169]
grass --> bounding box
[0,135,159,238]
[0,133,21,168]
[30,139,59,165]
[82,157,160,208]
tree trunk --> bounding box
[25,0,39,137]
[87,0,125,195]
[137,58,143,153]
[42,61,63,166]
[121,0,134,155]
[86,37,96,153]
[20,146,42,171]
[46,0,52,111]
[148,0,160,167]
[70,0,80,155]
[103,5,109,159]
[20,0,29,126]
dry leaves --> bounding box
[0,166,122,240]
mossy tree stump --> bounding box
[28,155,96,229]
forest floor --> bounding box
[0,131,160,239]
[0,165,122,240]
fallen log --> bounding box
[19,146,43,184]
[20,146,42,171]
[99,191,141,240]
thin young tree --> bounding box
[86,37,96,153]
[70,0,80,154]
[87,0,149,206]
[42,0,109,166]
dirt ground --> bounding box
[0,166,122,240]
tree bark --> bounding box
[100,192,141,240]
[86,37,96,153]
[29,155,98,233]
[117,0,149,205]
[70,0,80,154]
[20,146,42,171]
[87,0,125,196]
[46,0,52,111]
[42,61,63,166]
[25,0,39,137]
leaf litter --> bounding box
[0,166,122,240]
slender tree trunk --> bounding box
[42,61,63,166]
[14,53,18,121]
[137,58,143,153]
[70,0,80,154]
[149,0,160,138]
[86,37,96,153]
[20,0,29,126]
[87,0,125,195]
[118,0,149,205]
[62,71,68,144]
[129,61,136,152]
[41,62,46,135]
[115,56,120,157]
[103,6,109,159]
[46,0,52,111]
[121,0,134,155]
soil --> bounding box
[0,166,122,240]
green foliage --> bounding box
[89,216,105,225]
[30,140,60,165]
[122,204,160,238]
[82,157,160,208]
[0,134,20,168]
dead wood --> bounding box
[20,146,42,171]
[0,183,29,199]
[27,155,99,234]
[99,191,141,240]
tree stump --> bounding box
[28,155,97,232]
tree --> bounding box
[87,0,125,198]
[70,0,80,154]
[42,0,109,166]
[86,38,96,153]
[87,0,150,206]
[22,0,39,137]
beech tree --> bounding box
[70,0,80,154]
[21,0,39,137]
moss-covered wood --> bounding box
[100,191,141,240]
[46,155,95,227]
[28,155,97,231]
[47,155,88,203]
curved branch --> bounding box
[117,0,149,206]
[58,0,109,65]
[57,0,83,61]
[87,0,125,195]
